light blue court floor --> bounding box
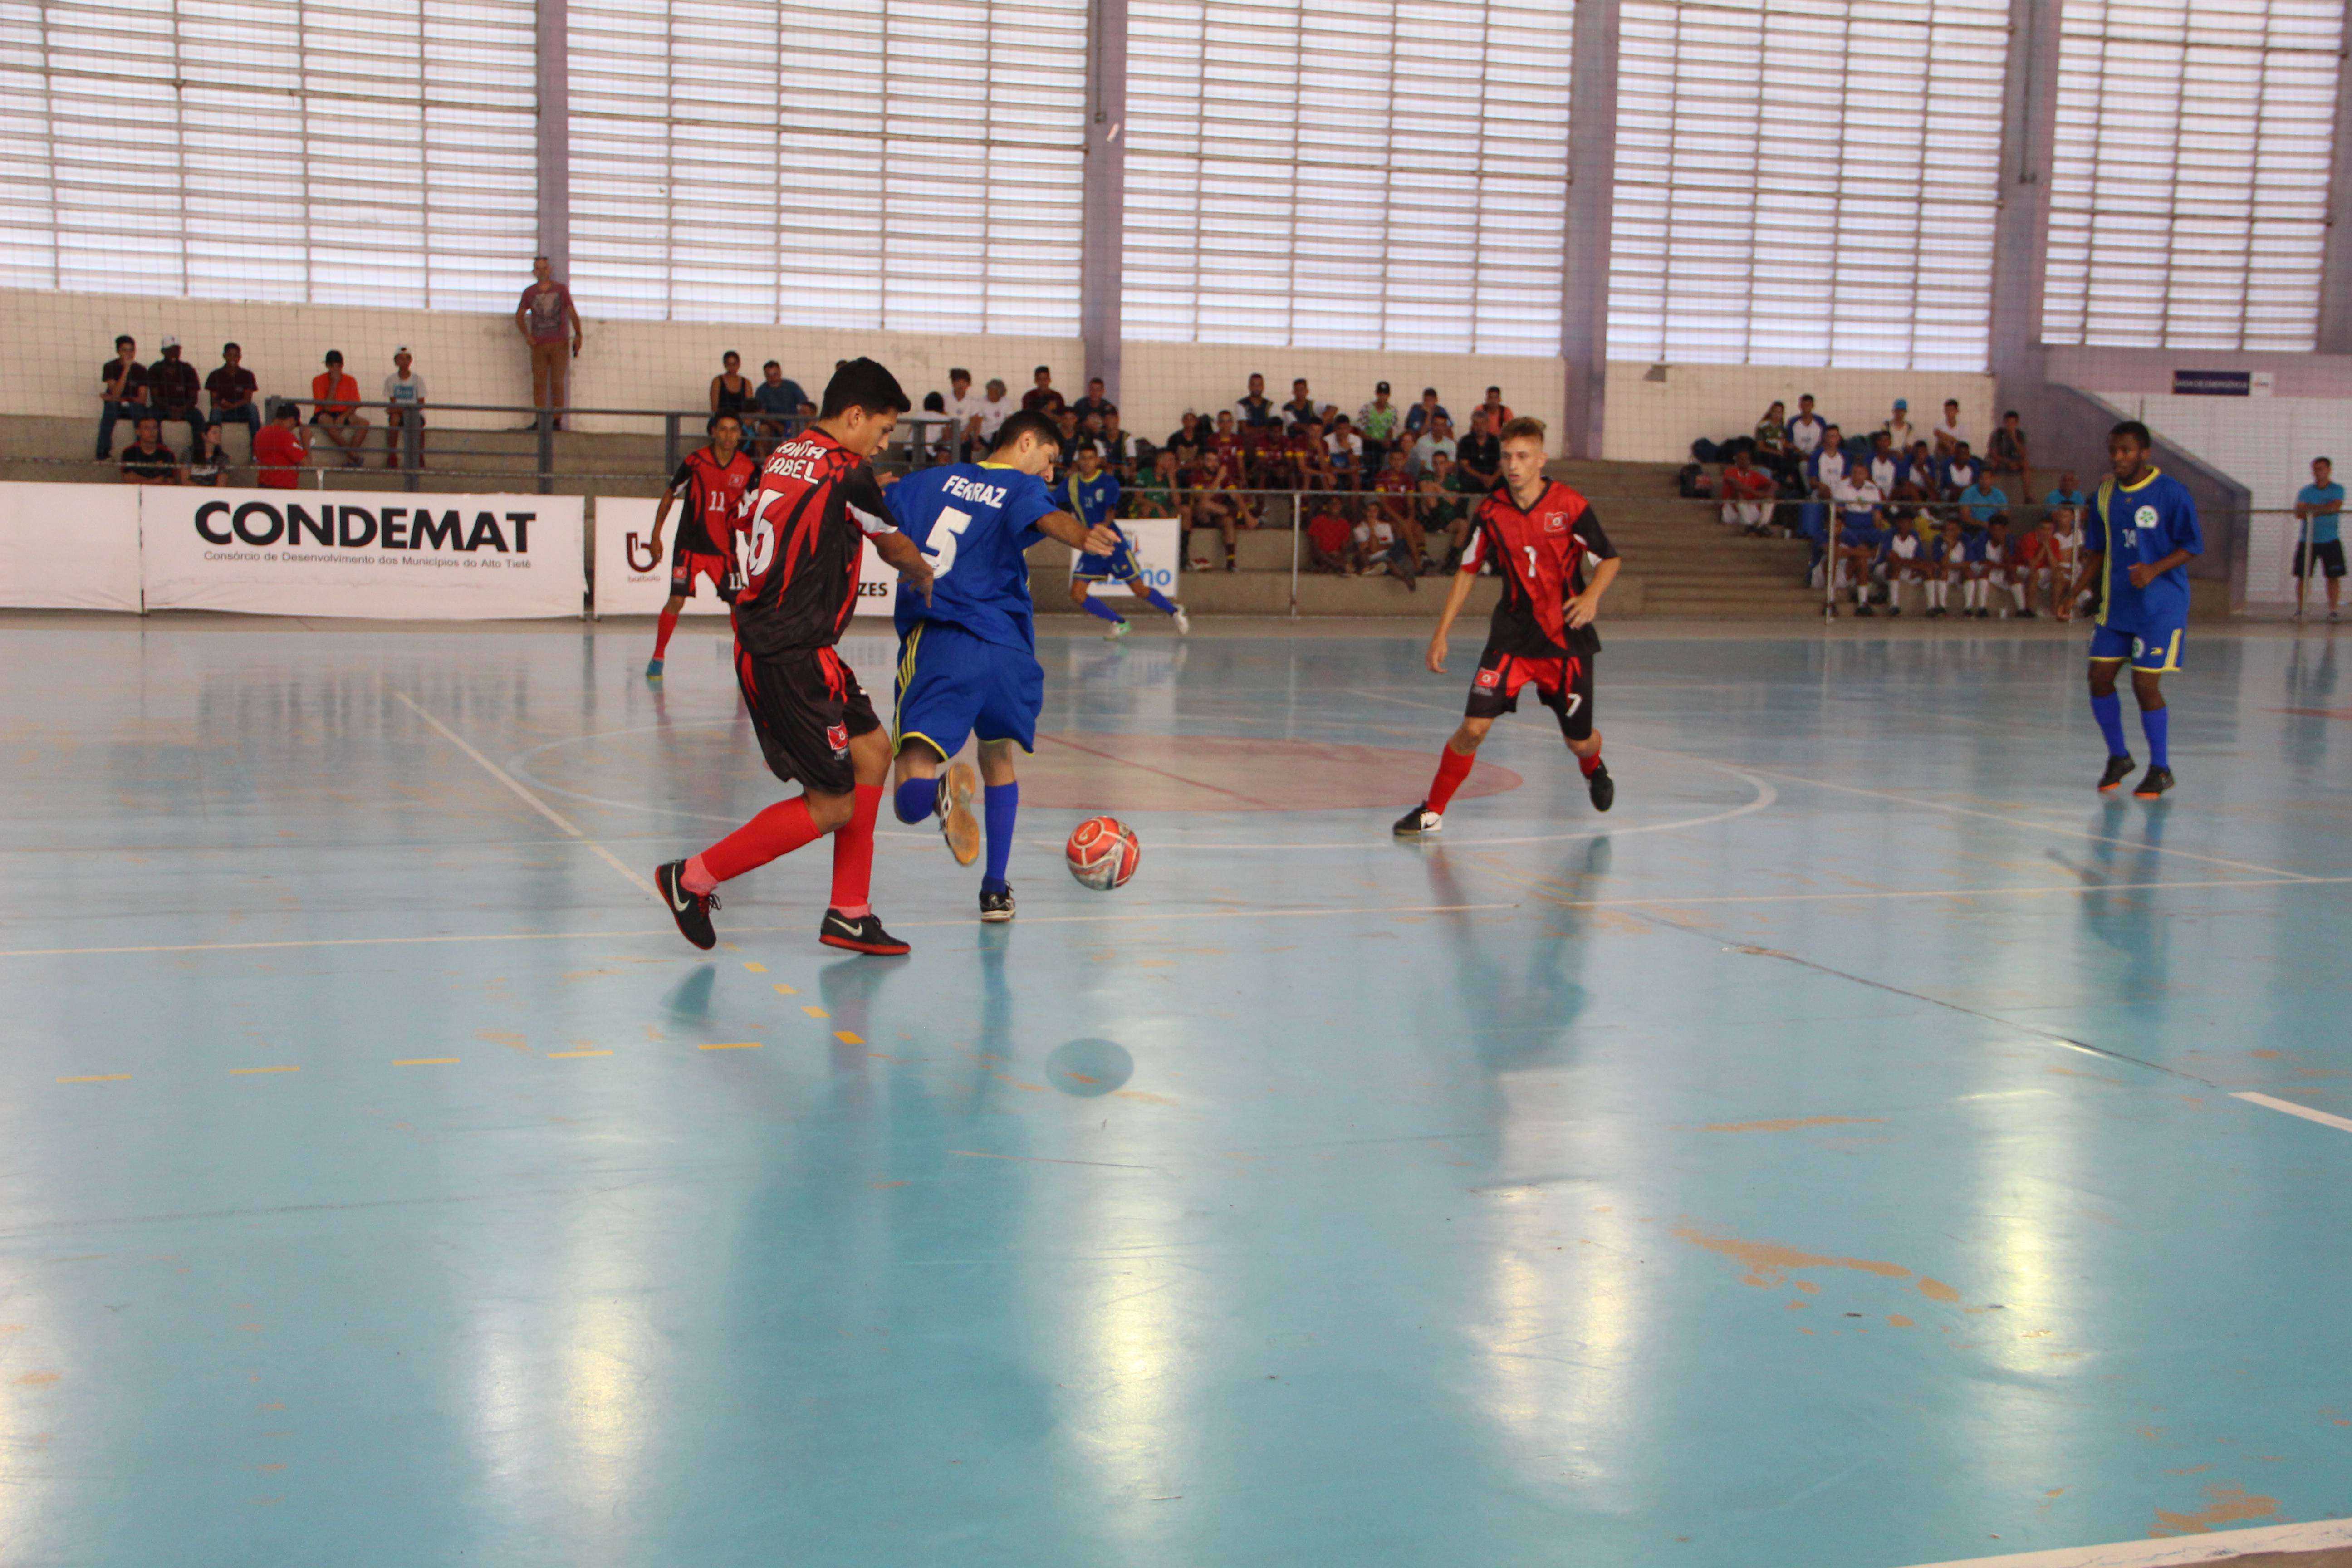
[4,613,2352,1568]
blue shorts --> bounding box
[1070,537,1141,583]
[2088,619,2185,673]
[892,620,1044,760]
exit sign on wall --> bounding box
[2172,369,2275,396]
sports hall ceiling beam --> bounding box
[1560,0,1619,460]
[2318,0,2352,351]
[1990,0,2060,407]
[1081,0,1129,400]
[535,0,571,276]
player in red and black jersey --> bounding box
[1395,416,1622,835]
[654,359,937,957]
[646,412,758,682]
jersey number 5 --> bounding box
[923,505,975,577]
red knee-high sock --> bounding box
[1578,743,1603,778]
[1426,745,1475,812]
[652,606,680,659]
[828,784,883,918]
[694,797,823,887]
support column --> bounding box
[1988,0,2061,405]
[535,0,571,274]
[1080,0,1128,398]
[2316,2,2352,351]
[1560,0,1619,461]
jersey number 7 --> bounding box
[922,505,975,577]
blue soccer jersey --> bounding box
[2084,469,2201,632]
[887,462,1058,649]
[1063,468,1121,529]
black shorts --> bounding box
[2295,539,2347,579]
[1465,643,1594,742]
[734,644,880,795]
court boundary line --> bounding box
[391,690,662,906]
[1894,1513,2352,1567]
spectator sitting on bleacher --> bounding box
[1884,510,1927,616]
[1326,414,1363,488]
[118,416,180,485]
[1306,500,1353,574]
[1720,448,1776,534]
[1455,408,1502,493]
[938,368,984,461]
[1884,398,1917,454]
[1987,410,2029,478]
[1836,471,1887,615]
[1357,382,1401,472]
[1371,446,1421,571]
[1409,413,1455,476]
[1943,442,1980,500]
[2044,469,2086,516]
[1166,411,1206,482]
[1290,419,1333,491]
[710,351,754,420]
[254,398,308,489]
[1022,365,1063,414]
[976,377,1014,446]
[1934,398,1969,456]
[1866,431,1901,494]
[1054,407,1083,467]
[309,351,369,468]
[1957,474,2007,526]
[1810,424,1851,496]
[186,424,225,487]
[383,347,426,470]
[205,343,260,445]
[1928,516,1967,617]
[1895,439,1940,503]
[1421,452,1473,568]
[1404,387,1449,436]
[1072,377,1116,424]
[1788,393,1826,460]
[1356,497,1418,590]
[147,337,203,451]
[2015,514,2059,619]
[1476,386,1513,430]
[1098,410,1136,482]
[1753,400,1794,484]
[1235,372,1277,428]
[96,334,149,459]
[1282,378,1331,428]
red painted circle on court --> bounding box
[1006,734,1522,813]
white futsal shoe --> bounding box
[1392,803,1442,838]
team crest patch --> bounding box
[2134,505,2158,527]
[827,724,849,752]
[1475,667,1502,689]
[1544,515,1568,533]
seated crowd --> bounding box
[98,333,431,486]
[931,365,1514,578]
[1700,393,2088,618]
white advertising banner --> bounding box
[591,496,898,618]
[141,489,585,619]
[1082,516,1182,599]
[0,483,142,611]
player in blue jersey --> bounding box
[2074,421,2203,799]
[1062,441,1189,640]
[885,410,1121,921]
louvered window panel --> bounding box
[1122,0,1573,353]
[0,0,537,308]
[567,0,1086,333]
[1608,0,2007,370]
[2041,0,2342,350]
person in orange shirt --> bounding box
[309,350,369,468]
[253,400,310,489]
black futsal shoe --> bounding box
[820,909,911,956]
[1393,803,1442,837]
[1588,763,1615,813]
[656,860,718,951]
[980,886,1015,923]
[2096,754,2136,794]
[2132,765,2175,801]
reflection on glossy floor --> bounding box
[3,617,2350,1568]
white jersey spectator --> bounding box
[1933,399,1970,456]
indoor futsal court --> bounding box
[2,613,2347,1568]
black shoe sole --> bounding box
[820,932,911,955]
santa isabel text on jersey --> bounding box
[1461,478,1618,658]
[718,428,900,656]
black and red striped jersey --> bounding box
[717,427,898,656]
[1460,479,1617,658]
[666,445,758,555]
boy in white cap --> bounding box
[384,347,427,468]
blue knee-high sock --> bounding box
[1080,595,1125,625]
[893,776,938,825]
[1143,588,1179,615]
[2091,692,2129,758]
[982,782,1018,894]
[2140,703,2169,769]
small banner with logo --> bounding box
[142,489,585,619]
[592,497,898,619]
